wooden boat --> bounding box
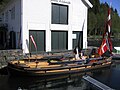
[7,6,113,77]
[7,55,112,77]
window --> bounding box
[52,3,68,24]
[51,31,68,50]
[29,30,46,52]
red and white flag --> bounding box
[30,35,37,49]
[98,39,109,56]
[98,4,113,56]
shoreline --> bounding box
[88,38,120,47]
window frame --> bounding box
[51,3,68,25]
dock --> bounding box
[82,75,114,90]
[114,47,120,54]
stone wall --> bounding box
[0,49,23,68]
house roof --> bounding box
[82,0,93,8]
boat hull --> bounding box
[7,62,111,77]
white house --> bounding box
[0,0,92,53]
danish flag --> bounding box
[98,39,108,56]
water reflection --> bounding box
[0,72,95,90]
[7,73,91,90]
[0,63,120,90]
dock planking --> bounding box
[83,75,114,90]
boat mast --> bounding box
[77,20,85,49]
[106,2,112,53]
[74,20,85,59]
[98,2,112,56]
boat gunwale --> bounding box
[8,59,111,71]
[7,62,111,77]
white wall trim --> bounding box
[51,24,68,31]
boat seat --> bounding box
[25,64,88,71]
[49,60,85,65]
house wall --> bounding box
[21,0,90,53]
[71,0,88,49]
[0,0,92,53]
[21,0,51,53]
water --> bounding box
[0,62,120,90]
[88,38,120,47]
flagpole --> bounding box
[30,37,32,57]
[30,35,37,58]
[35,42,37,58]
[98,1,113,56]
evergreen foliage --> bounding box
[88,0,120,38]
[0,0,9,11]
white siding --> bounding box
[22,0,51,53]
[71,0,88,49]
[18,0,90,53]
[0,0,92,53]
